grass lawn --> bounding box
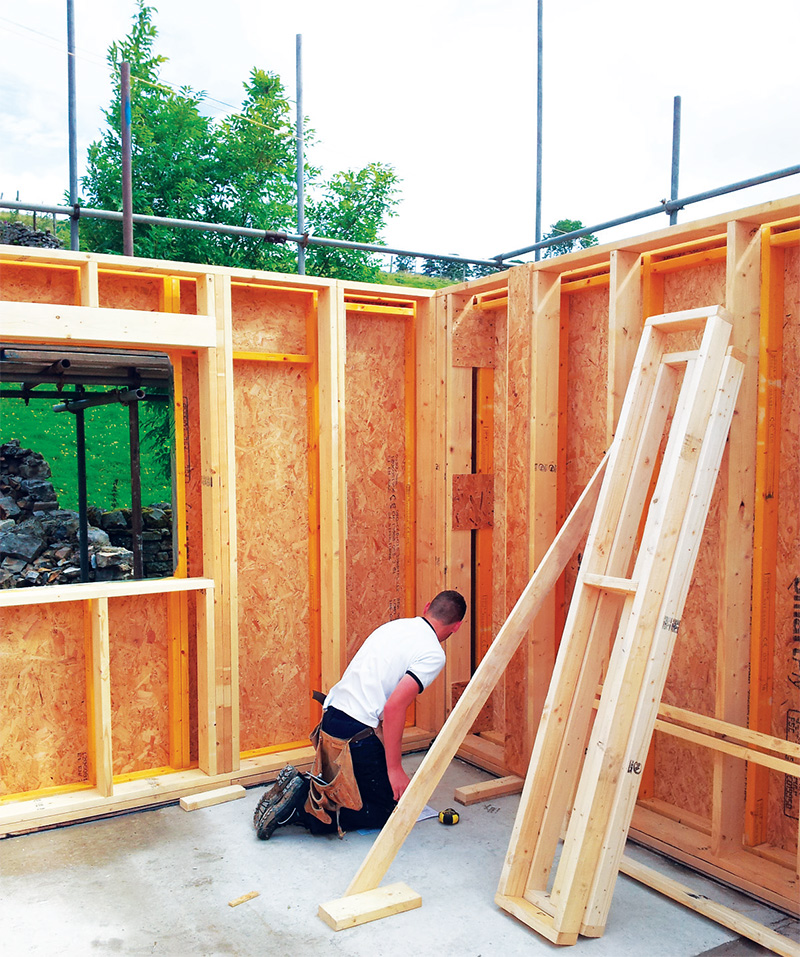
[1,387,173,512]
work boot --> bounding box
[253,766,306,840]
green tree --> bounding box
[542,218,598,259]
[80,2,399,280]
[393,254,417,273]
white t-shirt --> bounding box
[324,616,446,728]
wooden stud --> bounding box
[316,283,347,690]
[85,598,113,797]
[710,219,761,860]
[79,260,99,308]
[414,292,448,732]
[445,291,475,709]
[306,288,323,721]
[502,265,535,775]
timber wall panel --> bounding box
[344,311,410,657]
[0,602,89,795]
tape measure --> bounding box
[438,807,460,825]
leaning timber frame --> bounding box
[0,195,798,926]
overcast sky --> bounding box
[2,0,799,264]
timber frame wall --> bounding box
[0,194,797,915]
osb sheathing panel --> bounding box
[178,279,197,314]
[234,360,311,750]
[563,286,609,610]
[345,312,408,660]
[231,285,308,355]
[98,271,163,311]
[0,603,88,794]
[108,594,170,774]
[662,262,726,313]
[0,263,78,305]
[768,245,799,852]
[652,733,714,820]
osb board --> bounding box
[768,244,799,852]
[345,312,408,660]
[661,486,722,719]
[451,680,493,733]
[178,279,197,314]
[98,271,163,311]
[234,360,312,750]
[452,473,494,530]
[452,303,496,368]
[652,731,714,819]
[108,594,170,774]
[0,262,78,305]
[230,284,309,355]
[0,603,89,795]
[662,262,726,314]
[562,286,609,611]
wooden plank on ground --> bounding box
[319,882,422,931]
[228,891,259,908]
[454,775,524,806]
[179,784,245,811]
[620,856,800,957]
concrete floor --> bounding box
[1,754,797,957]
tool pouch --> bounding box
[304,723,363,837]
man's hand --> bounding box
[387,764,411,801]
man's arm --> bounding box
[381,673,421,801]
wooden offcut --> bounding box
[179,784,245,811]
[454,775,523,806]
[319,882,421,931]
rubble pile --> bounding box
[0,440,173,588]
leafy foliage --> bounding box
[80,2,400,281]
[421,257,498,282]
[541,218,598,258]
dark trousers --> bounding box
[294,707,396,835]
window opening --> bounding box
[0,345,175,587]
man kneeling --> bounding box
[253,590,467,839]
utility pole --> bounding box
[670,95,682,226]
[296,34,306,275]
[535,0,543,261]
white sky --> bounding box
[2,0,799,264]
